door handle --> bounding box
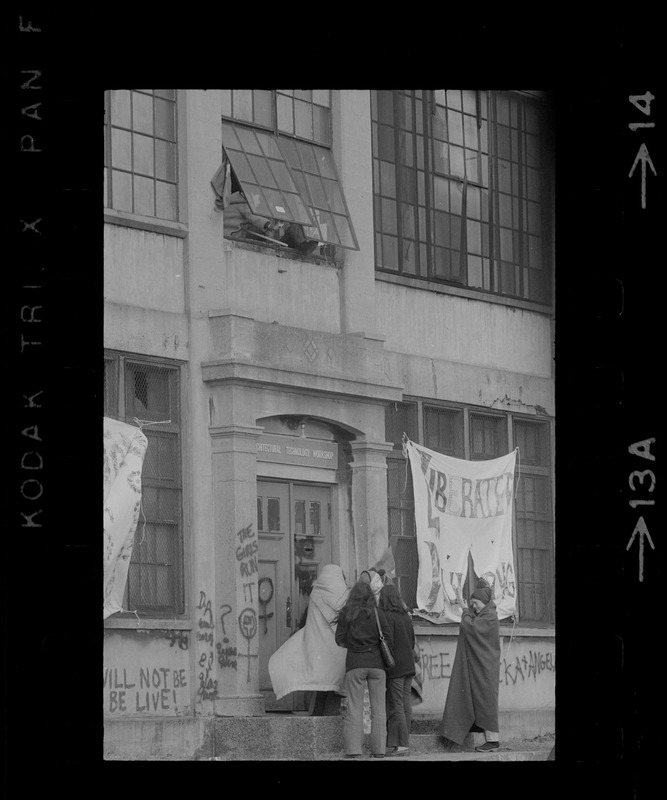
[286,596,292,628]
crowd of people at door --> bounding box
[268,557,501,758]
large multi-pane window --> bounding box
[104,352,184,615]
[371,90,552,304]
[104,90,178,221]
[222,89,332,146]
[385,400,554,624]
[217,89,359,251]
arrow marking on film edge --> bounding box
[628,143,657,210]
[626,516,655,582]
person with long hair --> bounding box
[378,582,416,756]
[335,580,394,758]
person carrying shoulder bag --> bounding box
[335,581,394,758]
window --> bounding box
[513,419,554,623]
[104,90,178,221]
[385,402,419,606]
[104,352,184,615]
[216,90,359,251]
[386,399,554,623]
[371,90,552,304]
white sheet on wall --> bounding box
[103,417,148,619]
[405,439,517,623]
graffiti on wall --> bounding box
[196,590,218,703]
[104,666,188,713]
[500,649,555,686]
[237,607,258,682]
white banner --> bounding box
[103,417,148,618]
[405,439,517,623]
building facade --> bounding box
[103,89,555,759]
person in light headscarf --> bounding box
[268,564,349,715]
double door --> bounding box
[257,480,333,711]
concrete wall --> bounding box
[413,631,555,737]
[103,629,193,717]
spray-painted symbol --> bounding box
[238,608,258,682]
[220,604,232,644]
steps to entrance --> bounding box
[104,714,554,760]
[209,715,553,761]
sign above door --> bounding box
[256,433,339,470]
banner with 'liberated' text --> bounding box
[405,439,517,623]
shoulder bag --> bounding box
[373,607,395,670]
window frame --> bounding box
[385,397,555,626]
[104,89,186,235]
[371,90,553,307]
[104,349,187,618]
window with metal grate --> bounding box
[104,352,184,615]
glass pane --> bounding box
[133,176,155,216]
[462,90,477,116]
[132,91,153,135]
[277,93,293,134]
[467,219,481,253]
[235,126,263,155]
[449,146,465,178]
[110,89,132,128]
[155,139,176,181]
[111,128,132,171]
[254,90,273,127]
[309,502,321,536]
[380,161,396,197]
[447,109,463,145]
[247,154,278,188]
[154,98,175,140]
[156,181,177,220]
[313,89,330,107]
[233,89,252,122]
[257,497,264,532]
[323,178,345,214]
[333,214,357,249]
[155,89,175,100]
[111,169,133,212]
[446,89,461,110]
[268,498,281,532]
[221,89,232,118]
[382,234,398,269]
[294,100,312,139]
[133,133,154,177]
[468,254,483,287]
[295,500,305,535]
[433,176,449,210]
[312,105,330,144]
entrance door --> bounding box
[257,480,333,711]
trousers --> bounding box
[386,675,413,748]
[342,667,386,756]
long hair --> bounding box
[379,583,408,615]
[335,580,376,625]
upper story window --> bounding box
[213,90,358,254]
[222,89,332,145]
[371,90,553,304]
[104,90,178,221]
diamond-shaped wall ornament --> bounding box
[303,338,319,363]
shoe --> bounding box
[298,240,319,256]
[474,741,499,752]
[386,746,409,756]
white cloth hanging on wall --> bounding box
[103,417,148,619]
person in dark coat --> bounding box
[439,579,501,752]
[335,581,393,758]
[378,582,416,756]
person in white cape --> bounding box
[268,564,350,714]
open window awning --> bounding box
[221,122,359,250]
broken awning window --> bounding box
[221,122,359,250]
